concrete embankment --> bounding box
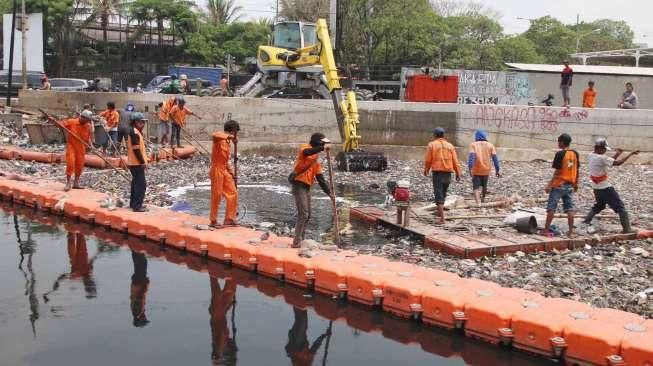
[17,90,653,163]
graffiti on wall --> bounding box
[457,70,536,105]
[474,105,590,133]
[400,67,538,105]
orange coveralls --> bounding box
[209,277,236,362]
[209,132,238,225]
[62,118,92,177]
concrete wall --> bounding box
[400,67,653,110]
[17,90,653,163]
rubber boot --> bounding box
[619,211,634,234]
[583,211,595,225]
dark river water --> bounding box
[0,197,554,365]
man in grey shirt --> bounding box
[618,82,637,109]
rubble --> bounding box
[1,117,651,317]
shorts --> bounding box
[159,121,171,136]
[472,175,489,190]
[546,183,575,212]
[560,85,570,101]
[431,171,451,204]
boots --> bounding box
[583,211,596,225]
[619,211,634,233]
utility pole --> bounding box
[21,0,27,90]
[575,13,580,53]
[5,0,18,109]
[275,0,279,21]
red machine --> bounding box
[404,74,458,103]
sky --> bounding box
[230,0,653,46]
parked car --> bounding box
[0,71,44,96]
[49,78,90,91]
[143,75,171,91]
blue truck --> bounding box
[167,66,224,86]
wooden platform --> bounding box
[350,206,644,258]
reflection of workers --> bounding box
[127,112,149,212]
[583,138,639,233]
[99,101,120,156]
[46,110,93,191]
[209,120,240,228]
[290,133,332,248]
[467,129,500,205]
[209,276,237,364]
[130,251,150,327]
[67,231,97,298]
[423,127,461,224]
[285,307,330,366]
[158,96,177,148]
[168,97,201,148]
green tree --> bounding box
[497,35,541,64]
[279,0,329,22]
[443,13,504,69]
[203,0,242,25]
[129,0,195,47]
[572,19,634,53]
[83,0,126,70]
[524,16,575,64]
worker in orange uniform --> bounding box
[127,112,149,212]
[158,96,176,148]
[46,110,93,191]
[130,250,150,327]
[168,97,201,148]
[220,75,229,96]
[582,81,597,108]
[467,129,500,205]
[209,276,237,364]
[99,101,120,156]
[209,120,240,228]
[290,133,333,248]
[424,127,461,224]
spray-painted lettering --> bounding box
[474,105,590,133]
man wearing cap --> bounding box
[560,60,573,107]
[290,133,333,248]
[583,138,639,233]
[543,133,579,237]
[127,112,148,212]
[424,127,461,224]
[46,111,93,191]
[468,129,500,205]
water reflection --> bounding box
[130,251,150,327]
[0,203,554,366]
[209,277,237,365]
[15,215,39,337]
[285,308,331,366]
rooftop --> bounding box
[505,63,653,77]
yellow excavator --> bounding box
[235,19,387,172]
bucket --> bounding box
[515,216,537,234]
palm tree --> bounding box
[83,0,126,70]
[279,0,329,22]
[203,0,242,25]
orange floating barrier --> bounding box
[620,319,653,366]
[421,280,476,330]
[14,149,55,163]
[0,148,17,160]
[313,253,362,298]
[511,297,593,357]
[227,228,273,270]
[256,239,296,280]
[347,265,395,307]
[159,213,205,249]
[382,271,431,319]
[462,288,526,345]
[563,314,645,366]
[283,253,316,288]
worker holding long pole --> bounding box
[208,120,240,228]
[45,110,94,191]
[289,133,332,248]
[168,97,202,149]
[41,109,131,183]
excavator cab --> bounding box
[271,21,317,50]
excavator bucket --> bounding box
[336,151,387,172]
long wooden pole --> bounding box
[179,125,210,156]
[325,148,340,248]
[39,109,131,182]
[232,133,238,187]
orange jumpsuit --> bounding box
[62,118,92,177]
[209,132,238,225]
[209,277,236,362]
[99,109,119,130]
[159,97,176,122]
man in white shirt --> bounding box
[583,138,639,233]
